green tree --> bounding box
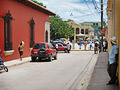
[50,16,74,40]
[31,0,46,8]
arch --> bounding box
[85,29,88,34]
[81,29,84,34]
[76,28,79,34]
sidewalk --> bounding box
[87,52,119,90]
[4,57,31,68]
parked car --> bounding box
[50,40,67,47]
[57,43,68,53]
[31,42,57,62]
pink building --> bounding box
[0,0,56,61]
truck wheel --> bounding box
[48,54,52,62]
[32,57,36,62]
[54,54,57,60]
[64,49,68,53]
[38,57,42,61]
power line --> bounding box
[84,0,94,15]
[92,0,101,13]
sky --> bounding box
[36,0,108,24]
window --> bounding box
[45,31,48,42]
[33,44,47,49]
[85,29,88,34]
[96,23,98,26]
[76,28,79,34]
[4,10,13,51]
[81,29,84,34]
[48,43,54,49]
[30,18,35,48]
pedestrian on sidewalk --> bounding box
[94,40,99,54]
[89,41,93,50]
[103,40,106,52]
[107,36,119,85]
[84,40,87,50]
[18,41,25,61]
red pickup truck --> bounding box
[31,42,57,62]
[57,43,68,53]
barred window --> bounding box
[4,10,13,51]
[30,18,35,48]
[45,31,48,42]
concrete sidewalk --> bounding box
[87,52,119,90]
[4,57,31,68]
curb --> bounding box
[71,50,94,51]
[5,57,31,68]
[7,60,30,68]
[70,54,99,90]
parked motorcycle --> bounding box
[0,49,8,72]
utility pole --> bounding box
[101,0,103,52]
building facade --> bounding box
[107,0,120,86]
[80,22,101,27]
[68,21,94,42]
[0,0,55,61]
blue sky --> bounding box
[36,0,108,24]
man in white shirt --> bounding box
[55,43,58,53]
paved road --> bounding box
[0,51,95,90]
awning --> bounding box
[76,34,86,37]
[94,38,99,40]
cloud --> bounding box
[36,0,107,23]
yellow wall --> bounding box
[107,0,120,86]
[115,0,120,86]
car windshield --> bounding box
[33,44,47,49]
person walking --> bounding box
[106,36,119,85]
[89,41,93,50]
[84,40,87,50]
[79,40,82,49]
[18,41,24,61]
[94,40,99,54]
[55,42,58,53]
[103,40,106,52]
[67,42,71,53]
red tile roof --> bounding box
[15,0,56,16]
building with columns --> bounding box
[68,21,94,42]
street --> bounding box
[0,51,97,90]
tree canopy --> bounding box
[50,16,74,40]
[31,0,46,8]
